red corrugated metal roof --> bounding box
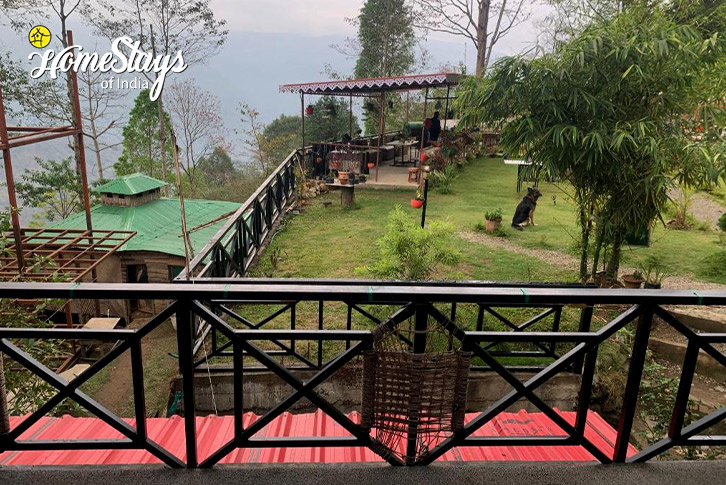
[0,410,636,466]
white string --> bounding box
[202,336,218,415]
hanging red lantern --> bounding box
[420,151,427,163]
[305,105,314,116]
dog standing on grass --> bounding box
[512,187,542,231]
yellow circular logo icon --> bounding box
[29,25,51,49]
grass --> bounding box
[256,155,725,284]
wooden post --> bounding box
[340,185,355,209]
[419,88,429,167]
[375,93,386,182]
[68,30,100,315]
[68,31,93,234]
[0,80,24,270]
[301,93,306,172]
[442,85,451,132]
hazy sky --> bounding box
[210,0,552,57]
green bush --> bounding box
[718,213,726,233]
[356,206,460,280]
[702,251,726,278]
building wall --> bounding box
[72,251,187,323]
[117,251,187,316]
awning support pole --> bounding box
[376,93,386,183]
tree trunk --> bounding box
[157,96,169,195]
[605,230,624,282]
[0,354,9,435]
[579,207,592,282]
[591,216,607,281]
[475,0,491,76]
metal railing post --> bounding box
[613,305,653,462]
[573,305,594,374]
[0,352,9,438]
[176,301,198,468]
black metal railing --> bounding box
[1,282,725,468]
[187,279,579,373]
[178,150,299,280]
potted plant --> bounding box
[338,171,350,185]
[411,189,424,209]
[484,208,503,232]
[640,256,667,289]
[622,270,645,289]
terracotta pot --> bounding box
[485,219,502,232]
[338,171,350,185]
[411,198,424,209]
[622,274,644,289]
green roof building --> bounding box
[49,174,240,316]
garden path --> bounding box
[459,231,726,322]
[689,193,725,230]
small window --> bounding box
[168,265,184,281]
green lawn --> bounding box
[255,155,726,284]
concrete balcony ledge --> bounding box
[1,461,725,485]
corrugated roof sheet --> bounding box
[93,173,168,196]
[0,410,636,466]
[48,198,240,257]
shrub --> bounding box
[702,251,726,278]
[429,164,457,194]
[719,213,726,233]
[356,206,460,280]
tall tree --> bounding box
[198,146,237,188]
[116,89,173,181]
[410,0,530,75]
[352,0,417,134]
[354,0,417,78]
[238,103,283,176]
[16,157,82,222]
[165,80,223,197]
[86,0,228,194]
[262,114,301,164]
[78,68,125,179]
[457,6,726,281]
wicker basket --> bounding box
[361,318,471,463]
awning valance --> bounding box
[279,72,460,96]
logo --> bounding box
[28,37,188,101]
[29,25,51,49]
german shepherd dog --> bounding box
[512,187,542,231]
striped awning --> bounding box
[279,72,460,96]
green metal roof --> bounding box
[49,198,241,257]
[93,173,168,196]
